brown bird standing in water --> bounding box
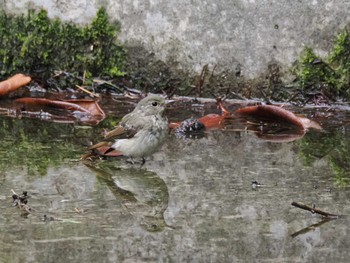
[83,95,168,163]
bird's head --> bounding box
[135,95,166,116]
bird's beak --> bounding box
[165,99,175,105]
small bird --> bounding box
[83,95,168,163]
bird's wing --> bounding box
[86,111,148,152]
[87,123,139,151]
[107,110,150,139]
[104,125,128,139]
[87,140,110,151]
[87,125,127,151]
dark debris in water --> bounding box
[42,214,56,222]
[10,189,81,222]
[12,190,31,215]
[174,118,206,139]
[251,181,264,190]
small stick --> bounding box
[196,64,208,97]
[76,85,100,98]
[291,202,339,218]
[93,79,125,93]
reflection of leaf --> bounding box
[0,74,31,96]
[255,130,305,143]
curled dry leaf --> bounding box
[0,74,32,97]
[65,99,106,118]
[15,98,106,118]
[169,100,321,143]
[234,105,320,130]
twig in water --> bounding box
[291,202,340,218]
[76,85,100,98]
[195,64,208,97]
[93,79,125,94]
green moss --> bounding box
[329,31,350,67]
[293,30,350,100]
[0,7,125,89]
[293,48,338,92]
[329,30,350,96]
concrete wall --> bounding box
[2,0,350,80]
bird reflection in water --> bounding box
[84,160,171,232]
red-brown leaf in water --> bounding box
[169,100,321,132]
[169,122,181,129]
[0,74,32,97]
[197,114,227,129]
[65,99,106,117]
[169,98,232,130]
[234,105,306,129]
[169,114,226,130]
[15,98,105,117]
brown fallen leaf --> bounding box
[234,105,321,130]
[169,98,232,130]
[65,99,106,118]
[0,74,32,97]
[15,98,106,118]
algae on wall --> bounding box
[0,7,125,89]
[293,30,350,101]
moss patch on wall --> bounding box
[1,7,350,102]
[293,30,350,101]
[0,7,125,89]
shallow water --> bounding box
[0,99,350,263]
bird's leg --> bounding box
[125,158,135,165]
[125,157,146,167]
[137,157,146,169]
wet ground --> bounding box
[0,96,350,263]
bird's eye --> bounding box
[152,101,158,106]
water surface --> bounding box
[0,99,349,263]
